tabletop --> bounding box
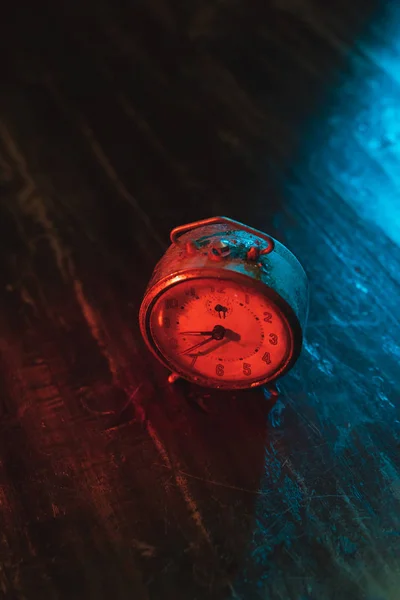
[0,1,399,599]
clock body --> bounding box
[139,217,308,390]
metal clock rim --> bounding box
[139,267,303,390]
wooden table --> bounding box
[0,1,399,598]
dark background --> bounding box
[0,1,399,599]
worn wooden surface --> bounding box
[0,1,400,598]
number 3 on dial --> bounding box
[269,333,278,345]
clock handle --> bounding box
[170,216,275,254]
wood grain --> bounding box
[0,0,399,598]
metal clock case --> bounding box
[139,216,308,390]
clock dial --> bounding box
[148,277,292,387]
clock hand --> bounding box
[180,330,215,336]
[180,336,215,355]
[224,329,241,342]
[180,325,226,355]
[194,330,240,356]
[190,338,231,357]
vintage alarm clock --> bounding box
[139,217,308,391]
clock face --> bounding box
[147,277,293,389]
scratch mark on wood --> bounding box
[171,468,273,496]
[145,419,212,544]
[0,121,70,281]
[131,539,157,558]
[0,120,122,386]
[72,278,120,382]
[44,77,166,250]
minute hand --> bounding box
[180,337,215,355]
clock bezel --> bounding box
[139,268,303,390]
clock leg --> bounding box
[263,382,280,407]
[266,383,279,398]
[168,372,181,384]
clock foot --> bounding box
[168,372,181,384]
[263,383,280,406]
[266,383,279,398]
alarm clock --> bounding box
[139,217,308,390]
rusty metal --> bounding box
[170,216,275,254]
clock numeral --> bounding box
[243,362,252,376]
[185,287,196,297]
[269,333,278,345]
[163,316,171,328]
[245,294,250,304]
[216,364,225,377]
[170,339,178,349]
[263,312,273,323]
[262,352,271,364]
[165,298,178,309]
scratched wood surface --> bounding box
[0,1,400,599]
